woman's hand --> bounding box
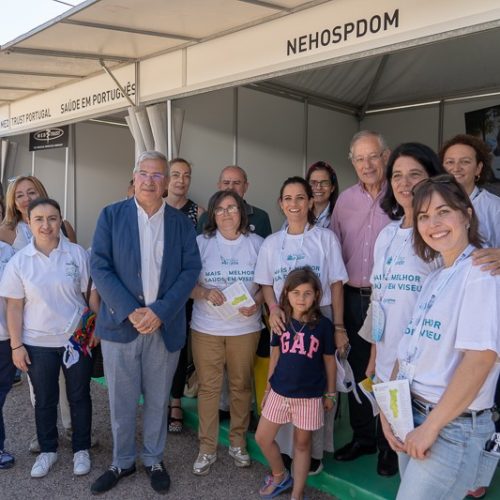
[269,306,286,335]
[323,397,334,412]
[12,345,31,372]
[205,288,226,307]
[379,411,406,453]
[239,304,258,317]
[89,335,100,349]
[334,328,349,357]
[403,420,439,459]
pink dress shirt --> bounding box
[329,182,390,287]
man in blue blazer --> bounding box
[90,151,201,495]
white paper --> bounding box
[373,379,414,442]
[207,281,256,320]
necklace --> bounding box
[289,318,307,338]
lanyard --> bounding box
[404,244,475,363]
[315,204,331,228]
[278,224,310,275]
[374,222,412,302]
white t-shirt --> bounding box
[397,250,500,410]
[191,231,264,336]
[0,242,15,341]
[254,225,348,306]
[0,237,91,347]
[370,221,439,382]
[471,187,500,247]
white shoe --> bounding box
[73,450,91,476]
[229,446,251,467]
[192,452,217,476]
[31,452,58,478]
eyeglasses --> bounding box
[309,180,332,188]
[136,171,166,182]
[443,158,475,168]
[214,205,239,216]
[351,152,384,166]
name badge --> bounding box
[371,299,385,343]
[397,360,415,384]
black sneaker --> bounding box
[145,462,170,494]
[90,464,136,495]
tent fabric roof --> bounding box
[0,0,319,104]
[262,26,500,115]
[1,0,500,116]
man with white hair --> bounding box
[330,131,397,476]
[90,151,201,495]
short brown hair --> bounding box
[439,134,493,185]
[412,175,482,262]
[203,190,248,237]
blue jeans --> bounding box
[397,405,499,499]
[26,344,92,453]
[0,339,16,450]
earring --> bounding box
[466,223,470,230]
[475,174,480,181]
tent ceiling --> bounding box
[260,27,500,115]
[1,0,500,117]
[0,0,321,104]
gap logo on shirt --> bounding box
[280,330,319,359]
[404,318,442,342]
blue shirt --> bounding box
[270,315,334,398]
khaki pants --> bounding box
[191,329,259,454]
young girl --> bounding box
[255,267,336,500]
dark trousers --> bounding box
[344,285,389,451]
[0,339,16,450]
[170,300,192,400]
[26,345,92,453]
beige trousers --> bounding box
[191,329,259,454]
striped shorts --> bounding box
[262,389,324,431]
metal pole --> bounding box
[438,100,445,150]
[31,151,35,176]
[64,147,69,218]
[167,99,173,160]
[303,98,308,176]
[233,88,238,165]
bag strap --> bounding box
[84,277,93,307]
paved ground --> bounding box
[2,378,334,500]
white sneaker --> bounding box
[73,450,91,476]
[31,452,58,478]
[229,446,251,467]
[192,452,217,476]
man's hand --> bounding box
[129,307,162,334]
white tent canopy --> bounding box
[1,0,500,137]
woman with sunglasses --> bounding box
[361,143,445,476]
[305,161,339,228]
[381,176,500,499]
[190,190,263,476]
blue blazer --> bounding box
[90,198,201,352]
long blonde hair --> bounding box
[2,176,49,230]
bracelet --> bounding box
[324,392,337,397]
[11,344,24,351]
[323,393,337,401]
[269,303,280,311]
[334,326,347,332]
